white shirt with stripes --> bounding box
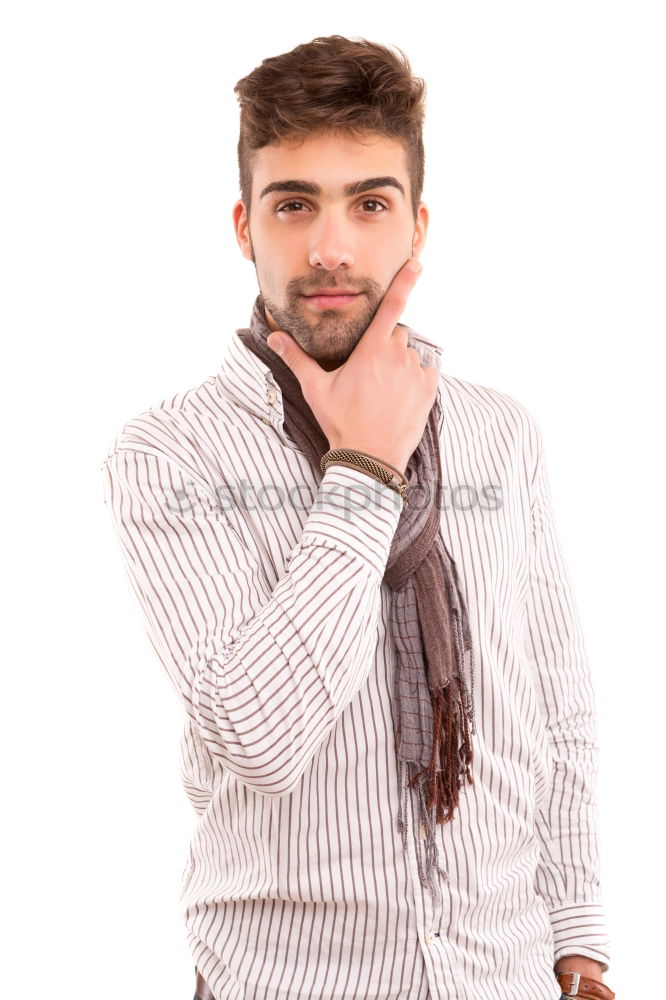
[101,311,611,1000]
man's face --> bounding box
[233,131,428,371]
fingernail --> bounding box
[268,335,283,355]
[408,258,422,273]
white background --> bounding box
[2,3,663,997]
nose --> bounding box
[308,210,355,270]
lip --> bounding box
[303,291,362,309]
[304,289,359,296]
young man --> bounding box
[102,35,614,1000]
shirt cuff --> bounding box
[298,463,404,579]
[549,901,611,973]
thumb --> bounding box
[266,331,319,383]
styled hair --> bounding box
[233,35,427,222]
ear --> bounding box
[232,199,254,263]
[412,201,429,259]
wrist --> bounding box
[329,444,407,479]
[321,447,410,507]
[554,956,614,999]
[555,956,605,980]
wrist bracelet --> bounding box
[320,448,410,506]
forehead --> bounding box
[251,132,408,196]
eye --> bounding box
[276,200,309,214]
[359,198,388,213]
[274,198,390,215]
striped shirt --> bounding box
[101,311,611,1000]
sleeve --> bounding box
[101,447,403,798]
[521,417,612,973]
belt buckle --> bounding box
[565,971,581,996]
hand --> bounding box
[266,259,439,476]
[555,953,606,985]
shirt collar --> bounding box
[215,299,444,446]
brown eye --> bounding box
[276,201,308,213]
[360,199,388,213]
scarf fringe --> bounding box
[396,607,476,901]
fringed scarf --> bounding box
[238,293,476,903]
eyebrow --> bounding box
[259,175,406,200]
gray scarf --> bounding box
[238,293,476,904]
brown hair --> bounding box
[233,35,427,222]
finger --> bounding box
[353,258,422,355]
[392,325,410,348]
[266,331,321,388]
[422,364,441,395]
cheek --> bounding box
[367,239,413,278]
[255,233,302,275]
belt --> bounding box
[556,972,616,999]
[195,969,217,1000]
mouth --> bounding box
[302,291,362,309]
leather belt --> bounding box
[556,971,616,999]
[195,969,217,1000]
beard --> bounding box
[257,272,394,372]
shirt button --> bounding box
[261,417,270,425]
[266,388,277,405]
[419,823,427,839]
[424,930,434,946]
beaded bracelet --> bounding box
[320,447,410,506]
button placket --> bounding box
[404,791,469,999]
[263,378,287,435]
[261,379,275,424]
